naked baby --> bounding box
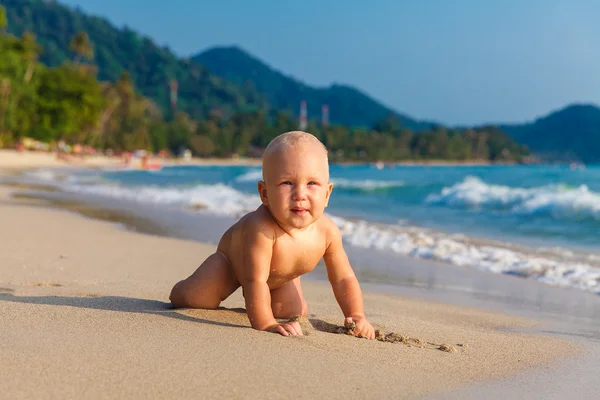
[169,131,375,338]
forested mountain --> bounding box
[193,46,435,131]
[1,0,269,120]
[500,104,600,162]
[194,44,600,162]
[0,1,531,163]
[3,0,600,163]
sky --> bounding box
[59,0,600,126]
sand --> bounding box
[0,172,583,400]
[0,149,122,170]
[0,148,501,173]
[0,148,261,172]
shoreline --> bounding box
[3,147,594,169]
[0,148,540,169]
[4,159,600,297]
[1,163,597,398]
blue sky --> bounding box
[59,0,600,126]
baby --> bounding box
[169,131,375,339]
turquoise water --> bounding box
[90,164,600,250]
[21,163,600,294]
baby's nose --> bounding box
[292,185,307,200]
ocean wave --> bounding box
[331,216,600,294]
[23,169,66,182]
[331,178,405,191]
[22,169,107,186]
[235,169,404,191]
[21,168,600,295]
[65,182,262,216]
[426,176,600,221]
[235,169,263,182]
[20,169,261,215]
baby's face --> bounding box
[259,143,333,231]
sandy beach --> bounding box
[0,148,518,173]
[0,149,124,170]
[0,152,591,399]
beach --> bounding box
[0,149,124,170]
[1,151,599,399]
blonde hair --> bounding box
[263,131,328,160]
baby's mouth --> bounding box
[290,207,308,215]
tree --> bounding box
[20,32,42,83]
[189,135,215,157]
[35,65,105,142]
[0,79,11,134]
[149,121,168,152]
[0,2,532,161]
[0,6,6,34]
[372,113,402,135]
[70,32,93,64]
[166,111,195,154]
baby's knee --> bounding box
[169,281,186,308]
[169,280,221,310]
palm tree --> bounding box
[21,32,41,83]
[96,84,121,136]
[70,31,93,64]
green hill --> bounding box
[3,0,596,163]
[500,104,600,162]
[193,46,435,130]
[2,0,269,120]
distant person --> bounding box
[170,131,375,338]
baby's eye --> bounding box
[280,181,292,185]
[308,181,318,185]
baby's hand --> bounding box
[267,321,303,337]
[345,316,375,340]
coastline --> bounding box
[1,148,521,170]
[175,156,509,167]
[0,149,122,170]
[0,157,595,398]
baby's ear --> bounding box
[257,181,269,206]
[325,182,334,206]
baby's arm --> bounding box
[323,221,375,339]
[238,225,301,336]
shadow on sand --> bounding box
[0,292,250,330]
[0,291,356,337]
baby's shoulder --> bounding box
[316,214,342,241]
[233,205,278,237]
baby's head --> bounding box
[262,131,329,179]
[258,131,333,230]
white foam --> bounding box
[331,215,600,295]
[426,176,600,221]
[22,168,600,295]
[22,168,260,216]
[235,170,405,191]
[331,178,405,190]
[23,169,63,182]
[65,182,262,216]
[235,169,263,182]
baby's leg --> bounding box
[270,277,308,318]
[169,251,239,309]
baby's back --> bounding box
[217,205,330,289]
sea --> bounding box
[15,162,600,297]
